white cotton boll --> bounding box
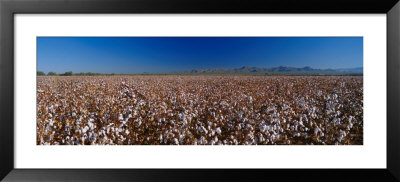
[271,134,276,141]
[216,127,222,135]
[267,125,273,132]
[178,113,185,120]
[260,125,267,133]
[245,124,253,130]
[118,114,123,121]
[337,135,343,142]
[210,130,215,136]
[250,125,254,131]
[349,116,353,123]
[88,121,94,130]
[314,127,320,135]
[182,118,187,125]
[311,113,317,119]
[49,119,54,126]
[179,134,185,142]
[125,130,129,135]
[258,135,265,143]
[299,120,304,127]
[82,126,89,133]
[201,126,208,134]
[332,118,340,125]
[200,136,207,145]
[120,136,126,142]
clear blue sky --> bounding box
[37,37,363,74]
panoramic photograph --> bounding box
[37,37,363,145]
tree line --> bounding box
[37,71,115,76]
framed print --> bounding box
[1,0,400,181]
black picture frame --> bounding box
[1,0,399,181]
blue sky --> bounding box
[37,37,363,74]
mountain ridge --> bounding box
[178,66,363,75]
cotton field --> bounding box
[36,75,363,145]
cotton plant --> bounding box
[36,75,363,145]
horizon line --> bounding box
[38,65,363,74]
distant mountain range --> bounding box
[177,66,363,75]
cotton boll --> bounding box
[49,119,54,126]
[82,126,89,133]
[178,113,185,120]
[210,130,215,136]
[216,127,222,135]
